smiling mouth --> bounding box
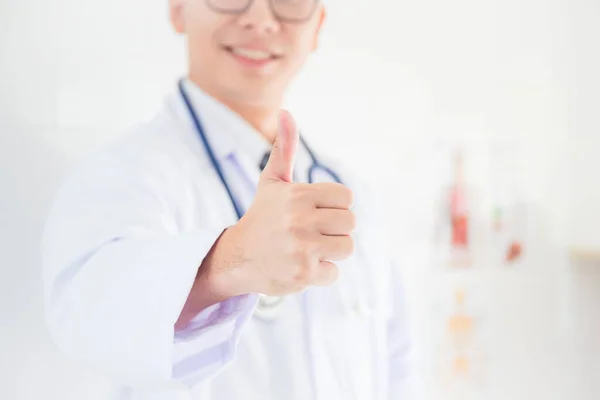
[223,46,283,62]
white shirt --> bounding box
[41,79,415,400]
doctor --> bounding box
[42,0,414,399]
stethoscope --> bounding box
[179,79,368,323]
[178,80,342,220]
[179,79,375,399]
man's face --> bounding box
[171,0,325,106]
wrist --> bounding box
[200,224,251,299]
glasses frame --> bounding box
[205,0,320,23]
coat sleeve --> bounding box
[41,150,257,390]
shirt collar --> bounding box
[181,78,272,168]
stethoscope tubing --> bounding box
[178,78,342,222]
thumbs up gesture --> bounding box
[220,111,356,297]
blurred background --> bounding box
[1,0,599,399]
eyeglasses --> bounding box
[206,0,320,23]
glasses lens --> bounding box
[206,0,251,13]
[271,0,318,21]
[206,0,318,21]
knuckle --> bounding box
[294,261,315,285]
[313,262,339,286]
[292,240,315,261]
[284,212,311,240]
[322,263,340,284]
[308,238,320,254]
[293,269,309,285]
[290,184,310,204]
[330,264,340,281]
[283,213,301,234]
[345,237,356,257]
[347,210,357,231]
[343,186,355,208]
[291,244,304,260]
[297,247,321,281]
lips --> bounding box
[231,47,273,61]
[223,45,283,62]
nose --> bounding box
[236,0,280,35]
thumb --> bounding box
[261,110,299,183]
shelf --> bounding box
[570,247,600,264]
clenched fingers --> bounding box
[313,208,356,236]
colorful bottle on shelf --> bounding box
[437,287,485,399]
[448,149,471,267]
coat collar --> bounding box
[169,78,314,183]
[180,78,272,169]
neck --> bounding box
[226,101,279,145]
[188,74,280,144]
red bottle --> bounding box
[449,151,469,249]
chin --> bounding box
[220,73,284,104]
[224,84,280,108]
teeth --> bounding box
[231,48,271,61]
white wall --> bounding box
[1,0,599,399]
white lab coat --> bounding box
[42,80,414,400]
